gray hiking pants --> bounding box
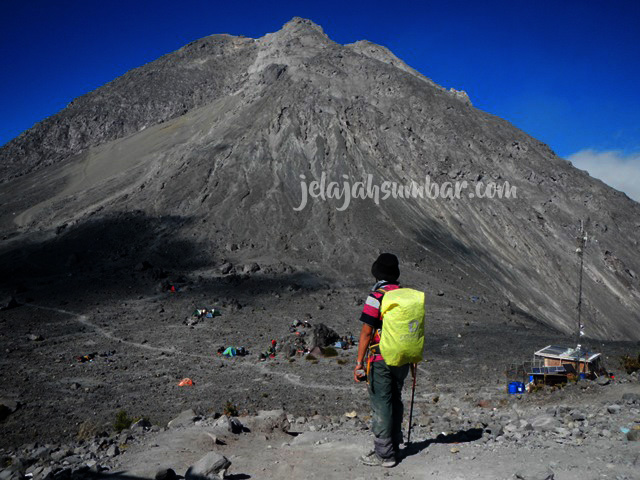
[367,359,410,459]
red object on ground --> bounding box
[271,339,277,346]
[170,285,177,293]
[178,378,194,386]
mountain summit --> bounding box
[1,18,638,340]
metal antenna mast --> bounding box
[575,220,588,350]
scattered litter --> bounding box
[344,411,358,418]
[450,447,460,454]
[76,351,116,363]
[289,320,312,333]
[620,427,630,434]
[259,340,278,361]
[178,378,194,387]
[470,295,480,303]
[334,333,356,350]
[217,346,248,358]
[160,281,181,293]
[76,353,96,363]
[192,307,222,319]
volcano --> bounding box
[1,17,639,340]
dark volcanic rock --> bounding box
[0,399,19,422]
[156,468,177,480]
[308,323,340,348]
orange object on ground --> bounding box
[178,378,194,386]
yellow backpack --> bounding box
[379,288,425,366]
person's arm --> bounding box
[354,323,375,382]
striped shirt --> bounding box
[360,280,400,362]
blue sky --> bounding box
[1,0,639,198]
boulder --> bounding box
[185,452,231,480]
[220,262,233,275]
[62,454,83,464]
[51,448,73,462]
[27,466,44,479]
[229,417,244,434]
[569,410,585,421]
[242,409,290,434]
[0,399,19,421]
[529,415,560,432]
[0,468,20,480]
[242,263,260,274]
[35,467,53,480]
[622,392,640,404]
[627,428,640,441]
[106,445,119,457]
[211,415,243,434]
[155,468,177,480]
[307,323,339,349]
[515,466,555,479]
[30,447,51,461]
[167,409,199,429]
[131,418,152,430]
[606,404,621,414]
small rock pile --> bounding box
[0,419,159,480]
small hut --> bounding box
[529,345,606,383]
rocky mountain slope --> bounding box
[1,17,639,340]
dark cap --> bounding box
[371,253,400,282]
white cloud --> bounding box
[567,149,640,202]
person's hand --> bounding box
[354,363,365,382]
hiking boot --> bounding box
[360,451,396,468]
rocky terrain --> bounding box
[1,360,639,479]
[0,264,639,479]
[1,16,640,480]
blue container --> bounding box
[508,381,524,394]
[579,373,586,380]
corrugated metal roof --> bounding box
[534,345,601,362]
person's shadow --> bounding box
[400,428,484,460]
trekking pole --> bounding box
[407,363,418,444]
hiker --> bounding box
[354,253,424,468]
